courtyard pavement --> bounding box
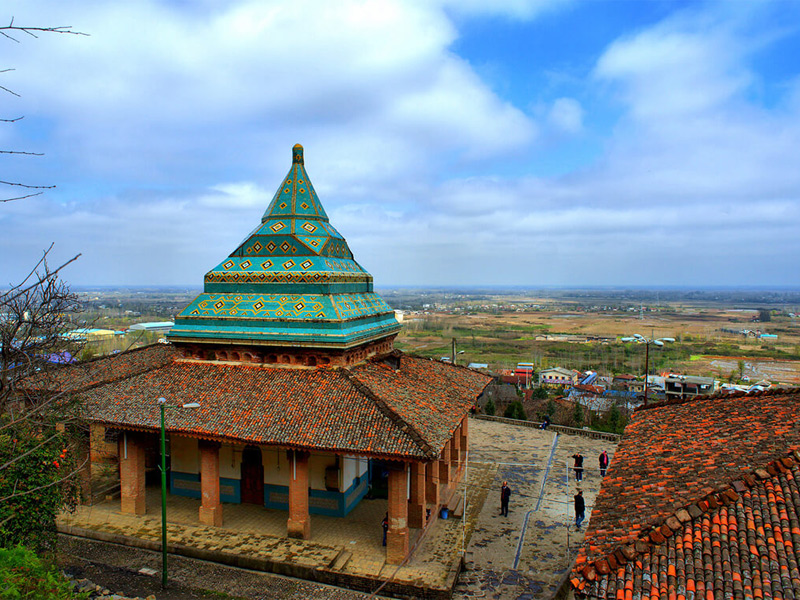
[58,417,617,599]
[452,419,616,600]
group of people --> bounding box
[570,450,610,530]
[495,450,610,532]
[570,450,609,481]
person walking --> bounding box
[574,490,585,530]
[599,450,609,477]
[382,513,389,546]
[500,481,511,517]
[572,452,584,481]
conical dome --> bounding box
[168,145,400,363]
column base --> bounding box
[199,504,223,527]
[386,529,409,564]
[121,496,146,516]
[287,517,310,539]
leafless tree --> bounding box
[1,18,87,202]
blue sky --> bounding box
[2,0,799,288]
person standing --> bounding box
[572,452,584,481]
[382,513,389,546]
[500,481,511,517]
[574,490,585,530]
[599,450,609,477]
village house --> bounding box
[539,366,579,387]
[42,145,490,565]
[568,385,800,599]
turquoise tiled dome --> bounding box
[168,145,400,349]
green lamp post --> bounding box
[158,397,200,588]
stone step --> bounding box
[330,549,352,571]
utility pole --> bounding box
[452,338,457,366]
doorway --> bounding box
[240,445,264,505]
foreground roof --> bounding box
[571,387,800,598]
[56,345,490,459]
[168,144,400,349]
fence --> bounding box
[471,414,621,443]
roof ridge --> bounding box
[572,448,800,589]
[339,367,436,460]
[636,385,800,411]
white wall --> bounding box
[219,443,242,480]
[309,452,337,489]
[171,436,198,473]
[262,448,289,485]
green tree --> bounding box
[758,309,771,322]
[531,386,549,400]
[504,400,527,421]
[572,401,584,428]
[737,359,745,380]
[484,397,496,416]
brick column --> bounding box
[287,450,310,539]
[439,440,451,495]
[460,417,469,465]
[386,463,409,564]
[425,460,440,508]
[119,432,146,515]
[408,461,426,529]
[198,440,222,527]
[450,429,461,485]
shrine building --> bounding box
[69,145,490,564]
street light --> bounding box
[158,397,200,588]
[620,335,675,406]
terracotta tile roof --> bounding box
[572,387,800,597]
[27,344,176,393]
[70,347,489,459]
[574,456,800,599]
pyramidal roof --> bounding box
[168,145,401,350]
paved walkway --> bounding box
[453,420,617,600]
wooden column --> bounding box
[386,463,409,564]
[425,459,440,508]
[450,429,461,485]
[287,450,310,539]
[408,461,426,529]
[198,440,223,527]
[439,441,451,494]
[119,432,146,515]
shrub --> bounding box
[0,419,81,551]
[0,545,88,599]
[504,400,527,421]
[484,397,496,416]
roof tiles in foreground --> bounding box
[68,346,490,460]
[572,388,800,599]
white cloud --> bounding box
[547,97,584,134]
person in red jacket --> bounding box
[599,450,609,477]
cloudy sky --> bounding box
[2,0,799,288]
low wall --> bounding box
[471,415,621,443]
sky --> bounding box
[2,0,800,288]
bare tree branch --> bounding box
[0,179,54,189]
[0,149,44,155]
[0,19,88,42]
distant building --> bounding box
[664,374,716,401]
[539,367,579,387]
[127,321,174,333]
